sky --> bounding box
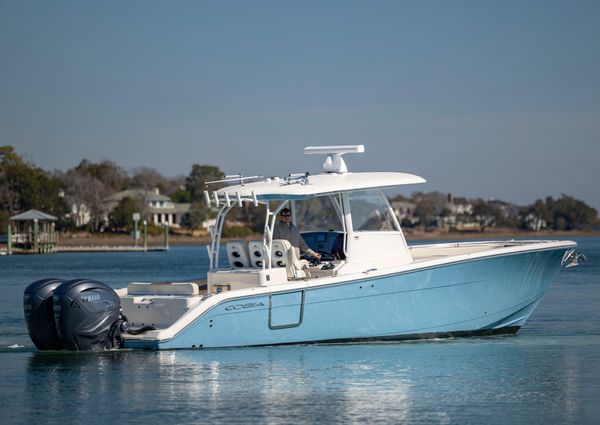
[1,0,599,209]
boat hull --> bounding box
[124,248,566,349]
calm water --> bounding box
[1,238,599,424]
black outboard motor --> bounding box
[23,278,65,350]
[52,279,123,351]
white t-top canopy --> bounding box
[216,172,426,200]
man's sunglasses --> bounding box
[281,214,291,217]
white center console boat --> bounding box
[23,145,584,350]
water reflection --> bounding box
[6,239,600,424]
[21,337,599,424]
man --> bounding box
[273,208,321,260]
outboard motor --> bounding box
[23,278,66,350]
[52,279,123,351]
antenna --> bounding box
[304,145,365,173]
[205,175,264,186]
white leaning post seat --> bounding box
[271,239,310,279]
[248,240,264,268]
[226,240,251,269]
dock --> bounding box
[57,246,168,253]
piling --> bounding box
[143,221,147,252]
[164,225,170,250]
[33,219,39,254]
[7,224,12,255]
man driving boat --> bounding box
[273,208,321,260]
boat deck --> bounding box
[408,240,543,262]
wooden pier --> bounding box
[7,209,59,255]
[57,246,167,253]
[2,212,172,255]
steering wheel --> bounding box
[302,251,334,264]
[317,251,334,262]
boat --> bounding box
[23,145,585,351]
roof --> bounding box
[216,172,426,200]
[10,209,57,221]
[105,189,171,203]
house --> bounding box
[391,200,418,225]
[104,188,190,227]
[70,203,91,227]
[522,213,547,231]
[441,194,477,229]
[447,195,473,216]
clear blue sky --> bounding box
[1,0,599,208]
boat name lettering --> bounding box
[225,302,265,311]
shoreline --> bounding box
[403,228,600,240]
[50,229,600,248]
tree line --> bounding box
[0,145,225,233]
[393,191,598,232]
[1,145,598,234]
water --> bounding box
[1,239,599,424]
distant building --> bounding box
[523,213,547,232]
[70,203,91,227]
[441,193,477,229]
[104,188,190,227]
[447,194,473,216]
[391,200,418,225]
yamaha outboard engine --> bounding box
[24,278,150,351]
[52,279,123,351]
[23,278,65,350]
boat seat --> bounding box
[271,239,310,279]
[248,240,264,268]
[127,282,201,296]
[226,240,251,269]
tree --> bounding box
[518,195,598,231]
[520,199,552,231]
[61,170,95,227]
[389,193,409,203]
[161,176,186,198]
[130,167,167,192]
[74,159,129,191]
[185,165,224,201]
[179,164,225,231]
[471,199,502,232]
[412,191,448,228]
[0,210,8,233]
[63,159,135,231]
[547,195,598,230]
[108,196,142,231]
[181,202,209,230]
[0,145,67,219]
[170,188,192,203]
[61,167,110,231]
[0,146,20,214]
[414,201,437,228]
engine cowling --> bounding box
[52,279,122,351]
[23,278,65,350]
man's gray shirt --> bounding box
[272,221,310,252]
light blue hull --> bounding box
[125,248,565,349]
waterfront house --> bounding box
[391,200,418,225]
[441,194,477,229]
[104,188,190,227]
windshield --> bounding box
[348,190,397,231]
[293,196,343,232]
